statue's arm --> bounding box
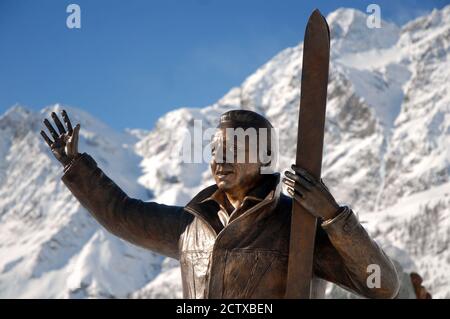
[62,153,185,259]
[313,206,400,299]
[40,110,185,260]
[283,166,400,298]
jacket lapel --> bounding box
[184,173,282,237]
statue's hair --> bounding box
[216,110,275,164]
[218,110,274,129]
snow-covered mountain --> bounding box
[0,106,164,298]
[1,6,449,298]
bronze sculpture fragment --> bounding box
[40,109,400,299]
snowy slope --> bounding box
[0,105,163,298]
[0,6,449,298]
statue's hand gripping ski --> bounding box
[41,11,400,299]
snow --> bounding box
[0,104,163,298]
[0,5,449,298]
[327,8,400,56]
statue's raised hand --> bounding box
[40,110,81,167]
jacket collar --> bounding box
[185,173,281,234]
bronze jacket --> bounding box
[62,153,400,299]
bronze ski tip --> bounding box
[306,9,330,44]
[311,8,323,16]
[310,9,327,23]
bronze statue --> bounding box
[410,272,432,299]
[40,109,400,299]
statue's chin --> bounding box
[216,183,228,191]
[216,180,235,192]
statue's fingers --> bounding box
[284,171,300,183]
[291,165,316,184]
[51,112,66,135]
[70,124,81,155]
[67,124,80,155]
[44,119,59,139]
[282,176,312,192]
[282,177,294,187]
[295,179,311,193]
[40,130,53,147]
[287,187,304,200]
[284,171,314,190]
[299,177,313,191]
[61,110,73,134]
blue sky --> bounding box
[1,0,448,130]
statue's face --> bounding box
[210,128,263,193]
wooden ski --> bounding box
[285,9,330,299]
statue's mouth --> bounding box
[216,171,233,178]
